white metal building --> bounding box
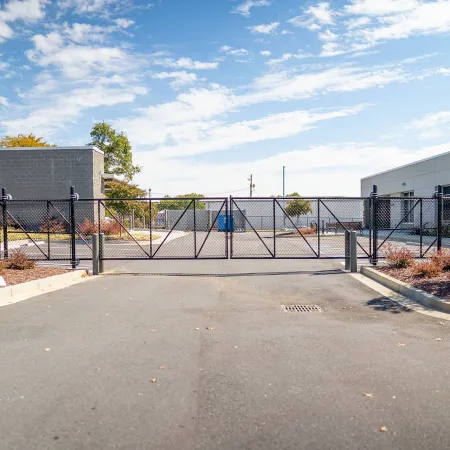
[361,151,450,230]
[361,151,450,198]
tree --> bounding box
[104,180,157,222]
[285,197,313,218]
[158,194,206,211]
[0,133,55,147]
[88,122,141,181]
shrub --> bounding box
[412,259,442,278]
[79,218,97,237]
[384,244,415,269]
[40,218,66,233]
[430,248,450,271]
[6,251,36,270]
[100,220,121,236]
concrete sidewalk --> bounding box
[1,260,450,449]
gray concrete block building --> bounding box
[0,146,104,199]
[0,147,105,230]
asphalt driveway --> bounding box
[1,260,450,450]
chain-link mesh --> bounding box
[2,195,449,262]
[375,197,439,259]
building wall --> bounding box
[0,147,104,200]
[361,152,450,197]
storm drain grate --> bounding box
[282,305,323,313]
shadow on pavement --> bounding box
[367,297,413,314]
[103,269,345,278]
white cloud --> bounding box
[404,111,450,140]
[132,141,450,197]
[153,56,219,70]
[288,2,335,31]
[345,0,419,16]
[152,71,198,88]
[267,51,310,66]
[0,0,48,22]
[1,83,147,136]
[149,105,366,159]
[260,50,271,56]
[115,18,135,28]
[0,0,48,40]
[220,46,249,56]
[232,0,271,17]
[58,0,112,13]
[0,96,8,106]
[248,21,280,34]
[318,1,450,57]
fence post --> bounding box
[92,233,99,275]
[436,185,443,251]
[371,185,378,266]
[70,186,78,269]
[99,233,105,273]
[193,199,197,258]
[345,230,350,270]
[273,198,276,257]
[1,188,8,259]
[350,231,358,273]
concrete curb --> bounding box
[361,266,450,314]
[0,270,89,307]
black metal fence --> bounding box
[1,186,449,265]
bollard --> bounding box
[92,233,99,275]
[345,230,350,270]
[350,231,358,273]
[99,233,105,274]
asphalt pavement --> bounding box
[1,259,450,450]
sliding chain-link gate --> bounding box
[1,186,449,265]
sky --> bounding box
[1,0,450,197]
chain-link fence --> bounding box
[2,187,449,264]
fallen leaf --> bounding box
[438,322,445,326]
[151,378,157,383]
[363,393,374,398]
[45,348,50,352]
[206,327,214,331]
[396,343,406,347]
[436,338,443,341]
[379,426,388,432]
[159,365,166,370]
[195,327,200,331]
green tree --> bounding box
[105,180,157,222]
[88,122,141,181]
[158,194,206,211]
[285,197,313,218]
[0,133,55,147]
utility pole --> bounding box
[248,175,254,197]
[282,166,286,197]
[148,188,152,199]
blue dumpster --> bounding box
[218,215,234,232]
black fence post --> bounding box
[371,185,378,265]
[1,188,8,259]
[437,185,443,251]
[47,200,51,259]
[193,199,197,258]
[273,198,276,258]
[70,186,78,269]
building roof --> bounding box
[0,146,104,155]
[361,149,450,180]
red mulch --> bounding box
[377,267,450,300]
[0,267,68,286]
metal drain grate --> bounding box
[282,305,323,313]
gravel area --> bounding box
[377,266,450,300]
[0,267,68,286]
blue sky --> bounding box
[1,0,450,196]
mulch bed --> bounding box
[1,267,68,286]
[377,267,450,300]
